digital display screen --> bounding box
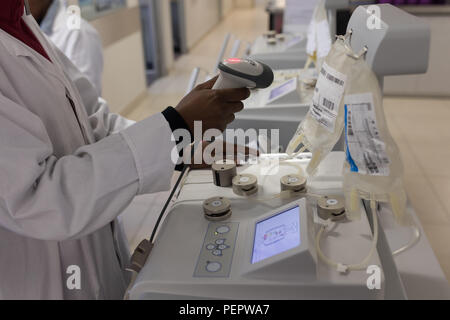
[251,206,301,264]
[269,78,296,101]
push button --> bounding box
[217,244,228,250]
[206,262,222,273]
[216,226,230,234]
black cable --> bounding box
[149,141,198,244]
[149,164,189,244]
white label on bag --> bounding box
[345,93,390,176]
[310,62,347,132]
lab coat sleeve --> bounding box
[52,31,136,141]
[0,93,176,241]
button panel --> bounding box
[194,222,239,278]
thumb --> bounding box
[195,75,219,90]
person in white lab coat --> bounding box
[28,0,103,95]
[0,0,249,299]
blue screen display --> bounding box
[251,206,301,264]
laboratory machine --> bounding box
[249,0,350,70]
[230,1,432,152]
[129,152,388,299]
[126,5,450,300]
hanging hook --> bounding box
[357,46,369,60]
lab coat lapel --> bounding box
[21,12,96,144]
[0,22,65,84]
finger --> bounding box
[225,101,244,113]
[225,114,235,124]
[195,76,219,90]
[216,87,251,102]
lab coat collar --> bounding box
[0,13,63,80]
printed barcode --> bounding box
[312,103,322,117]
[322,98,335,110]
[326,73,344,86]
[347,111,354,135]
[364,153,379,174]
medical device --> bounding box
[249,0,350,70]
[129,152,389,300]
[212,58,274,90]
[125,4,445,301]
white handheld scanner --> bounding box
[212,58,274,90]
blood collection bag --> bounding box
[342,56,408,224]
[287,35,360,175]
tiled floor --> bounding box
[384,97,450,282]
[122,7,450,283]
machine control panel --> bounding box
[194,222,239,278]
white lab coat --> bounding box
[0,12,176,299]
[41,0,104,95]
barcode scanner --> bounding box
[212,58,274,90]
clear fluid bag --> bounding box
[342,55,408,225]
[287,35,361,175]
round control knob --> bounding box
[206,244,215,250]
[218,244,228,250]
[212,160,237,187]
[215,239,225,245]
[203,197,232,221]
[317,195,346,221]
[212,250,222,256]
[232,174,258,196]
[206,262,222,273]
[280,174,307,193]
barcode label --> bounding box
[347,110,354,136]
[309,62,348,133]
[319,66,345,86]
[326,73,345,86]
[345,93,390,176]
[322,97,335,111]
